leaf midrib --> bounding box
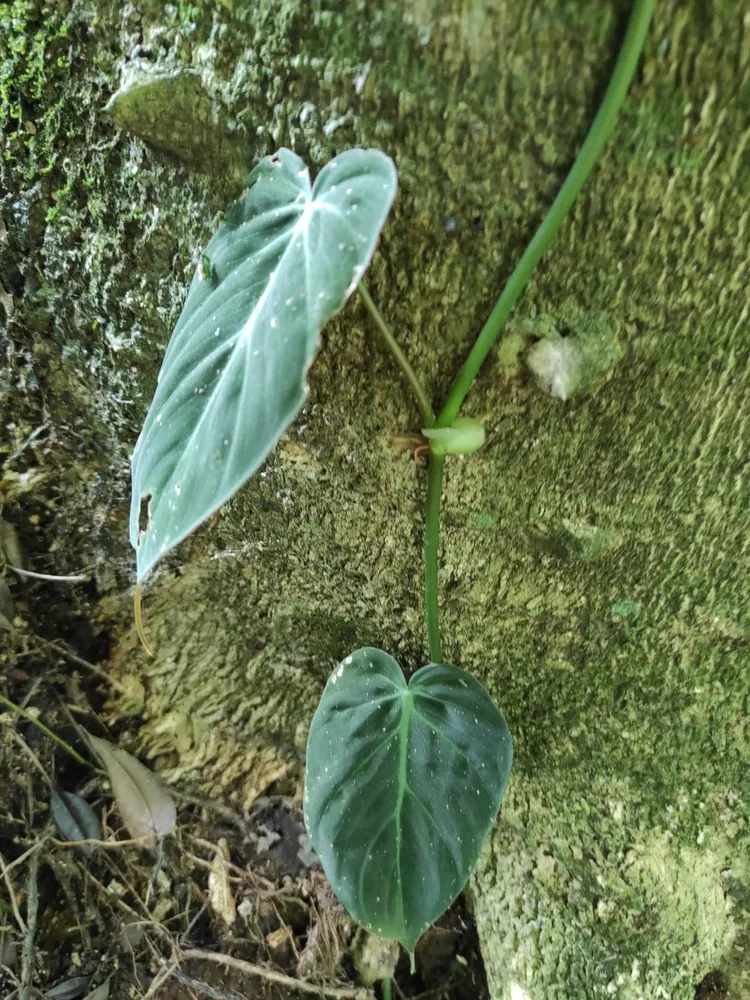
[173,209,309,472]
[395,688,414,936]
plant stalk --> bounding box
[436,0,656,427]
[359,285,435,427]
[424,455,445,663]
[382,979,392,1000]
[422,0,654,657]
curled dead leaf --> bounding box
[208,838,236,926]
[0,519,25,571]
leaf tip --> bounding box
[134,583,154,657]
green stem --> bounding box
[382,978,392,1000]
[437,0,655,427]
[424,455,445,663]
[359,285,435,427]
[0,693,93,768]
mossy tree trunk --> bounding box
[1,1,748,997]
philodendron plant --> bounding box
[129,0,653,989]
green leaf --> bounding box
[82,981,110,1000]
[304,648,513,955]
[0,577,14,629]
[50,789,102,857]
[46,977,92,1000]
[130,147,397,579]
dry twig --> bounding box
[51,836,154,849]
[0,851,26,934]
[166,967,248,1000]
[19,851,38,1000]
[34,637,127,694]
[181,949,373,999]
[6,566,88,583]
[142,959,180,999]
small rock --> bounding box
[351,930,399,987]
[265,926,294,966]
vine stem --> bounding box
[359,285,435,427]
[436,0,656,428]
[423,0,655,658]
[382,978,392,1000]
[424,456,445,663]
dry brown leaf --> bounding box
[0,519,25,570]
[0,281,13,320]
[88,735,176,844]
[208,837,236,926]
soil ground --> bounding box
[0,563,488,1000]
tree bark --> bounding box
[1,1,748,997]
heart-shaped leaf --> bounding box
[304,648,513,955]
[50,789,102,857]
[130,147,397,579]
[88,735,176,844]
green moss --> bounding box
[104,66,248,179]
[610,599,640,617]
[531,515,621,561]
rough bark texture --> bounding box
[1,1,749,997]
